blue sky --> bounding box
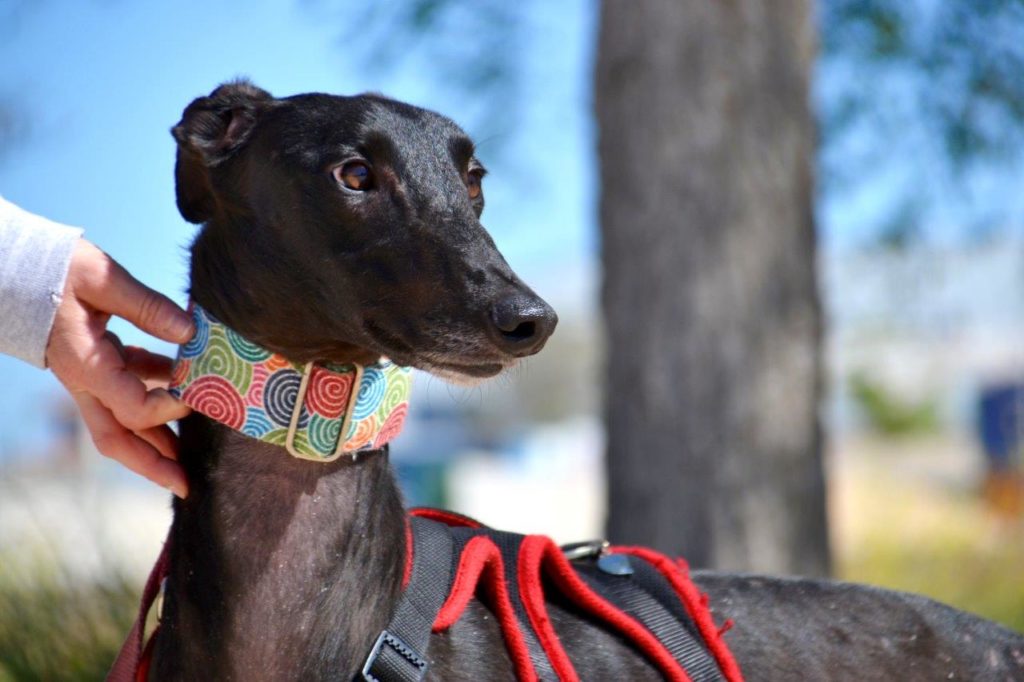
[0,0,596,457]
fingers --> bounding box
[123,345,176,382]
[79,336,191,431]
[51,244,193,498]
[74,392,188,498]
[106,332,179,388]
[74,243,194,344]
[136,424,181,462]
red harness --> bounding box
[108,509,743,682]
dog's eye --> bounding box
[333,161,373,191]
[467,169,484,200]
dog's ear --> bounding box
[171,80,273,224]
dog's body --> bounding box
[150,82,1024,681]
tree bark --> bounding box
[597,0,829,576]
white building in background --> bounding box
[821,238,1024,434]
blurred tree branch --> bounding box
[819,0,1024,242]
[308,0,530,159]
[339,1,1024,244]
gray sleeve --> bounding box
[0,195,84,368]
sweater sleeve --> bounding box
[0,195,84,368]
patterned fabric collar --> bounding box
[168,303,412,461]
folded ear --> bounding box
[171,80,273,224]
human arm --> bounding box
[0,196,194,497]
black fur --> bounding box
[151,81,1024,681]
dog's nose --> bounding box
[488,294,558,356]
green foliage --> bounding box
[849,372,939,436]
[0,564,137,681]
[836,446,1024,633]
[330,0,531,152]
[332,0,1024,245]
[821,0,1024,163]
[819,0,1024,241]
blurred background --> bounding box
[1,0,1022,678]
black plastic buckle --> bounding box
[362,629,428,682]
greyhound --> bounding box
[131,81,1023,681]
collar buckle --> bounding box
[285,362,365,461]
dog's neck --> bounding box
[155,299,409,679]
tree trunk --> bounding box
[596,0,829,576]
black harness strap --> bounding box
[362,511,739,682]
[362,517,455,682]
[574,558,724,682]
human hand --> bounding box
[46,239,194,498]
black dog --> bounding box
[145,81,1024,681]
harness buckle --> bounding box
[561,539,610,561]
[362,629,428,682]
[286,362,365,461]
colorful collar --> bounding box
[168,303,412,461]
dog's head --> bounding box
[172,81,556,381]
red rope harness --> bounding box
[109,513,744,682]
[106,531,170,682]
